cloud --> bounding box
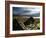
[13,7,40,17]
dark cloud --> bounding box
[13,7,40,17]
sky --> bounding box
[13,7,40,17]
